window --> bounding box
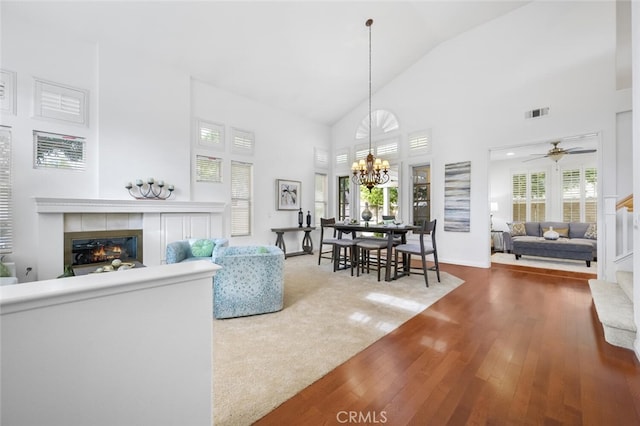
[231,161,252,236]
[355,109,399,139]
[512,173,527,222]
[231,128,254,155]
[314,147,329,170]
[0,128,12,253]
[337,176,351,221]
[34,79,88,125]
[530,171,546,221]
[335,148,349,169]
[196,119,224,150]
[412,165,430,225]
[511,171,546,222]
[562,167,597,222]
[408,130,432,154]
[195,155,222,183]
[314,174,328,225]
[33,130,86,171]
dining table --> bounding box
[326,222,419,282]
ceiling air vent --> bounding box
[525,107,549,119]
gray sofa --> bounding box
[503,221,597,266]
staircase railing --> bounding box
[615,194,633,259]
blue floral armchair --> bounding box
[213,246,284,319]
[165,238,229,264]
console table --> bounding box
[271,227,316,258]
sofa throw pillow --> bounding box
[584,223,597,240]
[509,222,526,236]
[191,239,214,257]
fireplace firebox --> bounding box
[64,230,143,267]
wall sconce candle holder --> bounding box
[126,178,174,200]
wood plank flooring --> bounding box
[255,263,640,425]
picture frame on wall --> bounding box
[276,179,301,210]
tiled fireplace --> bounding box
[35,198,225,280]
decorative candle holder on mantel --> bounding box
[126,178,175,200]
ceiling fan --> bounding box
[524,141,597,163]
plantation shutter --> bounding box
[530,171,546,221]
[197,120,224,150]
[314,147,329,169]
[562,169,581,222]
[231,161,252,236]
[34,79,87,125]
[231,128,254,155]
[408,131,432,154]
[585,168,598,223]
[0,128,12,253]
[195,155,222,183]
[512,173,526,222]
[33,131,86,171]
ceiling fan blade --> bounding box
[566,149,597,154]
[522,154,547,162]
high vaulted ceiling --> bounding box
[4,1,531,125]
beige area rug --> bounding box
[212,255,464,425]
[491,251,597,274]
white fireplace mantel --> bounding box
[34,198,226,280]
[35,197,226,214]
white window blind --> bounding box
[354,143,370,162]
[231,161,252,236]
[196,155,222,183]
[530,171,546,221]
[314,173,327,225]
[512,173,527,222]
[408,131,431,154]
[0,128,12,254]
[33,130,86,171]
[231,128,254,155]
[335,148,349,168]
[34,79,88,125]
[355,109,400,139]
[376,138,398,160]
[562,169,581,222]
[197,120,224,150]
[562,167,597,222]
[314,147,329,169]
[585,168,598,223]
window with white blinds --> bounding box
[33,130,86,171]
[231,128,255,155]
[231,161,252,236]
[511,173,527,222]
[511,171,546,222]
[34,79,88,125]
[335,148,349,169]
[354,143,370,162]
[314,173,327,225]
[196,120,224,150]
[195,155,222,183]
[408,131,432,154]
[0,128,12,254]
[314,147,329,169]
[376,137,399,160]
[562,167,597,222]
[530,171,546,221]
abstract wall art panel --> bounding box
[444,161,471,232]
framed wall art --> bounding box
[444,161,471,232]
[276,179,301,210]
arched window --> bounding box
[355,109,399,140]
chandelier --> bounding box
[351,18,389,192]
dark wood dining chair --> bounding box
[318,218,339,265]
[393,219,440,287]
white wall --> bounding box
[332,1,617,268]
[1,11,330,280]
[190,79,330,248]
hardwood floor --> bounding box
[255,263,640,425]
